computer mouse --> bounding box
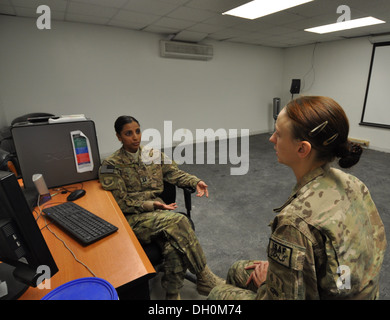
[67,189,86,201]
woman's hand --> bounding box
[196,180,209,198]
[153,201,178,211]
[245,261,269,288]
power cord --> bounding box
[36,196,97,278]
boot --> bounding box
[166,292,181,300]
[196,265,225,296]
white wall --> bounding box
[282,38,390,152]
[0,98,6,129]
[0,16,283,158]
[2,16,389,155]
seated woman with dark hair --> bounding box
[99,115,224,300]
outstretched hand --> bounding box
[196,180,209,198]
[153,201,178,211]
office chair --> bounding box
[0,112,55,179]
[11,112,55,125]
[141,181,197,283]
[0,148,18,175]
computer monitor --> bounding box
[0,170,58,300]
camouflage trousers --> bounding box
[127,210,207,294]
[208,260,260,300]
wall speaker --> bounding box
[273,97,281,120]
[290,79,301,94]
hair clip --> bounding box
[309,121,328,137]
[323,133,339,146]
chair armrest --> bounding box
[178,186,195,218]
[0,148,20,177]
[178,186,196,194]
[0,148,11,169]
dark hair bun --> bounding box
[338,143,363,168]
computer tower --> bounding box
[11,120,100,189]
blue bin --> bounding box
[41,277,118,300]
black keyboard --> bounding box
[43,202,118,246]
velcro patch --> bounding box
[100,165,115,174]
[268,239,292,268]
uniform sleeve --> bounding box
[99,160,153,215]
[161,154,201,189]
[256,224,319,300]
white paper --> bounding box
[70,130,94,173]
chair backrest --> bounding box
[160,181,176,204]
[0,148,19,176]
[11,112,55,125]
[0,113,55,177]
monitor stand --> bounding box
[0,263,28,300]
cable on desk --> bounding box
[33,191,61,221]
[36,201,63,224]
[36,200,97,278]
[52,182,84,195]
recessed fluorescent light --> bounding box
[222,0,314,20]
[305,17,385,34]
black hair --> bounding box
[114,115,140,134]
[336,142,363,168]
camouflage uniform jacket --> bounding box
[99,146,201,215]
[256,164,387,300]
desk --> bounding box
[19,180,156,300]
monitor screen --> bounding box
[0,170,58,299]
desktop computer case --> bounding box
[11,120,101,189]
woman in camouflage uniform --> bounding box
[99,115,224,300]
[209,96,387,300]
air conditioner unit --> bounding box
[160,40,213,61]
[369,34,390,44]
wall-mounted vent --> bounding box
[160,40,213,61]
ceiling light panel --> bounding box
[222,0,314,20]
[305,16,385,34]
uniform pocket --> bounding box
[265,268,286,299]
[145,164,163,190]
[121,167,142,189]
[266,235,306,299]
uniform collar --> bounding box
[273,164,330,213]
[292,163,330,195]
[124,147,140,160]
[120,146,141,164]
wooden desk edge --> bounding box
[18,180,155,300]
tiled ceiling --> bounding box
[2,0,390,48]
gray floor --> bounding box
[149,133,390,300]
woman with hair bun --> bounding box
[209,96,387,300]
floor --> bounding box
[148,133,390,300]
[149,273,206,300]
